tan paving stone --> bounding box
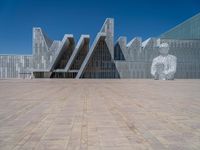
[0,79,200,150]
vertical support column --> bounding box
[100,18,114,60]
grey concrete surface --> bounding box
[0,79,200,150]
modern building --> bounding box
[0,55,32,78]
[0,13,200,79]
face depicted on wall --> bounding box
[159,43,169,56]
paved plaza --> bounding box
[0,79,200,150]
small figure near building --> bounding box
[151,43,177,80]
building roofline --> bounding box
[160,12,200,37]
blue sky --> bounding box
[0,0,199,54]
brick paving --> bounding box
[0,79,200,150]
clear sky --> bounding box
[0,0,199,54]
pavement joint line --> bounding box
[12,86,74,150]
[0,79,200,150]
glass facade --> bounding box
[160,13,200,40]
[54,41,74,70]
[0,15,200,79]
[0,55,32,78]
[161,39,200,78]
[81,39,120,78]
[115,38,200,79]
[69,40,89,71]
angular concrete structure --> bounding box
[0,13,200,79]
[53,35,89,78]
[76,18,119,78]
